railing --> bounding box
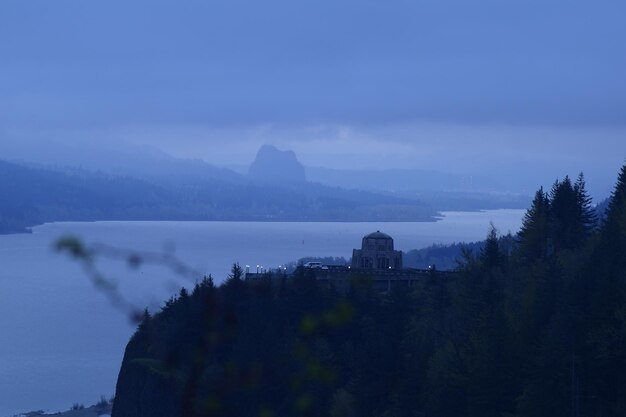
[245,266,457,282]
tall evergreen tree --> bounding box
[581,163,626,416]
[550,176,587,250]
[574,172,597,235]
[481,223,503,270]
[604,163,626,239]
[518,187,550,260]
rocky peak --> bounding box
[248,145,306,184]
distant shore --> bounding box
[12,403,111,417]
[0,227,32,236]
[0,215,443,237]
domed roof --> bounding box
[364,230,393,239]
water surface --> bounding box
[0,210,524,416]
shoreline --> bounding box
[0,216,441,237]
[0,208,530,237]
[11,404,112,417]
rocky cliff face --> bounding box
[248,145,306,184]
[111,322,181,417]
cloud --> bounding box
[109,122,625,176]
[1,0,625,128]
[2,0,625,198]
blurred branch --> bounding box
[55,235,204,323]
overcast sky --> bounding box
[1,0,625,196]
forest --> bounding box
[0,159,436,234]
[109,167,626,417]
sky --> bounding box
[1,0,626,196]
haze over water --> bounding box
[0,210,523,416]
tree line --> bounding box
[111,166,626,417]
[0,159,437,234]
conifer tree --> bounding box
[228,262,243,281]
[550,176,586,250]
[582,163,626,416]
[518,187,550,260]
[574,172,597,235]
[481,223,502,269]
[604,163,626,238]
[593,163,626,277]
[137,308,152,333]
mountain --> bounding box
[2,139,530,212]
[0,160,171,233]
[306,166,504,193]
[248,145,306,184]
[306,165,531,210]
[0,158,437,234]
[0,139,242,186]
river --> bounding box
[0,210,524,416]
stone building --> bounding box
[351,231,403,270]
[245,230,455,292]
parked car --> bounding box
[304,262,323,269]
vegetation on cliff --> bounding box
[111,166,626,417]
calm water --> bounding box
[0,210,524,416]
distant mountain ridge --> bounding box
[0,157,437,234]
[0,143,546,234]
[306,166,504,193]
[2,141,242,186]
[305,166,531,210]
[3,138,533,209]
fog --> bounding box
[2,122,624,199]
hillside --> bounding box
[110,165,626,417]
[306,166,532,210]
[0,159,436,234]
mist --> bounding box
[2,0,626,199]
[2,123,624,199]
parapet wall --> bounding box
[313,267,456,291]
[245,266,457,292]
